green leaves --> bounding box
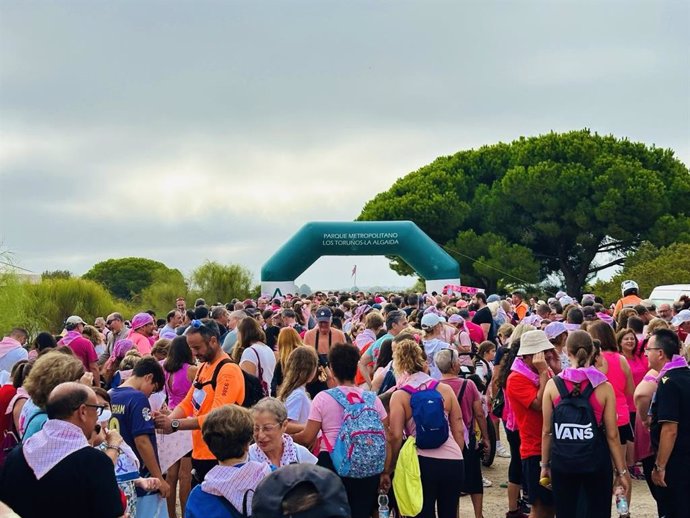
[358,129,690,296]
[190,261,254,304]
[83,257,184,302]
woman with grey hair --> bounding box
[248,397,317,470]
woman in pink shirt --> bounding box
[388,339,465,518]
[295,342,389,518]
[617,328,649,477]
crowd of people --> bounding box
[0,281,688,518]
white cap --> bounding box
[671,309,690,327]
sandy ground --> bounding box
[478,455,658,518]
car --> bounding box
[649,284,690,306]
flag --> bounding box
[351,265,357,277]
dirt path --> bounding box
[478,455,658,517]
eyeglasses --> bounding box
[106,319,116,325]
[253,423,282,434]
[646,347,662,351]
[84,404,108,416]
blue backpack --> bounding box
[400,380,449,449]
[325,389,386,479]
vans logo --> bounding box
[554,422,593,440]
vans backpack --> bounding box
[323,389,386,478]
[400,380,449,449]
[551,376,608,473]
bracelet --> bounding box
[653,464,665,472]
[614,468,627,477]
[539,461,550,468]
[105,444,122,455]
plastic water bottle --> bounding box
[378,492,390,518]
[615,486,629,514]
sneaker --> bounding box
[506,511,529,518]
[482,477,493,487]
[518,497,531,514]
[629,465,645,481]
[496,445,511,458]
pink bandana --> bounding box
[23,420,89,479]
[511,357,540,386]
[104,339,135,371]
[131,312,154,330]
[657,355,689,381]
[202,461,270,512]
[354,329,377,350]
[249,433,299,468]
[59,330,82,346]
[559,367,607,388]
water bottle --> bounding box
[615,486,629,514]
[378,492,390,518]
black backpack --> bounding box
[203,359,264,409]
[550,376,609,473]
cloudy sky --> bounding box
[1,1,688,291]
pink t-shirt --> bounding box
[308,386,387,453]
[465,321,484,344]
[624,354,648,410]
[553,379,604,424]
[163,363,192,409]
[440,377,481,432]
[60,336,97,371]
[601,351,630,426]
[128,330,152,355]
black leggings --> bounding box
[505,427,522,485]
[418,456,464,518]
[551,464,612,518]
[317,451,380,518]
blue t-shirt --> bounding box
[109,386,158,494]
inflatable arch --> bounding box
[261,221,460,295]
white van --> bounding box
[649,284,690,305]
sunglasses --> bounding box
[190,319,209,330]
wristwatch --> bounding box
[653,464,665,472]
[171,419,180,433]
[614,468,628,477]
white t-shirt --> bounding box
[248,441,318,466]
[284,386,311,424]
[422,338,451,380]
[240,343,276,392]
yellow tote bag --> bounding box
[393,436,423,516]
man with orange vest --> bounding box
[613,280,642,319]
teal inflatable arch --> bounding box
[261,221,460,295]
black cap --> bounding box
[252,464,350,518]
[316,306,333,322]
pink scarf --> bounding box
[58,330,82,346]
[249,433,299,468]
[23,420,89,479]
[0,337,22,360]
[354,329,377,350]
[201,461,270,512]
[559,367,607,388]
[511,357,540,386]
[657,355,689,381]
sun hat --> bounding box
[252,464,350,518]
[517,330,555,356]
[544,321,568,340]
[671,309,690,327]
[131,312,154,330]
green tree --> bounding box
[190,261,254,303]
[591,242,690,305]
[42,270,72,280]
[445,230,540,293]
[83,257,184,301]
[359,130,690,297]
[139,270,188,315]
